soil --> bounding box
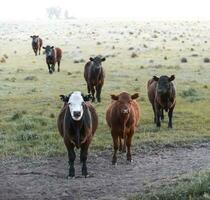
[1,142,210,200]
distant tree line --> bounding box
[46,7,73,19]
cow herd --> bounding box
[31,35,176,178]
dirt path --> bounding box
[1,143,210,200]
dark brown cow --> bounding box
[57,91,98,178]
[30,35,42,56]
[43,45,62,74]
[84,56,106,102]
[106,92,140,165]
[147,75,176,128]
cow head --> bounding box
[89,56,106,72]
[153,75,175,95]
[30,35,39,43]
[60,91,92,148]
[43,45,54,58]
[111,92,139,115]
[60,92,92,121]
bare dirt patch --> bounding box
[1,143,210,200]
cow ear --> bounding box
[59,95,69,102]
[131,93,139,100]
[30,36,33,38]
[153,76,159,81]
[169,75,175,82]
[37,35,39,37]
[83,94,92,102]
[51,46,54,49]
[89,57,94,61]
[42,47,46,49]
[111,94,119,100]
[101,57,106,62]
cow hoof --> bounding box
[67,175,75,179]
[126,160,133,164]
[49,71,53,74]
[83,174,90,178]
[112,160,117,165]
[156,123,161,127]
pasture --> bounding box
[1,20,210,199]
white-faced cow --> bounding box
[57,91,98,178]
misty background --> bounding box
[0,0,210,21]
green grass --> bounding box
[1,20,210,159]
[131,169,210,200]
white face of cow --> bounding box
[68,91,84,121]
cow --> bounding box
[106,92,140,165]
[43,45,62,74]
[30,35,42,56]
[147,75,176,128]
[84,56,106,102]
[57,91,98,178]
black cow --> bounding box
[147,75,176,128]
[84,56,106,102]
[43,45,62,74]
[30,35,42,56]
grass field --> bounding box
[0,19,210,199]
[1,20,210,158]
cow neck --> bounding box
[156,87,175,110]
[91,66,102,80]
[70,113,84,132]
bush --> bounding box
[181,57,187,63]
[203,57,210,63]
[180,88,201,102]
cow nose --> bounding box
[73,111,81,118]
[122,109,129,114]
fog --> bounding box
[0,0,210,21]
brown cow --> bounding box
[30,35,42,56]
[57,91,98,178]
[43,45,62,74]
[147,75,176,128]
[84,56,106,102]
[106,92,140,165]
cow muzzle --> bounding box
[73,111,81,119]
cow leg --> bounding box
[112,131,118,165]
[66,144,76,178]
[152,104,156,123]
[80,143,89,177]
[57,61,60,72]
[161,108,164,121]
[90,85,95,102]
[119,136,122,152]
[39,47,41,55]
[96,84,102,102]
[168,106,174,128]
[126,130,134,162]
[48,63,52,74]
[33,48,37,56]
[87,84,90,94]
[52,64,55,72]
[155,104,161,127]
